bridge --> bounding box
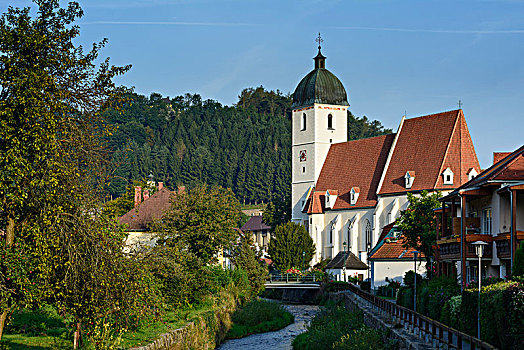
[264,274,321,289]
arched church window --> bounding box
[327,114,334,129]
[301,113,306,131]
[365,220,372,250]
[329,225,334,245]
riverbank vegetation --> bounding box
[396,273,524,350]
[292,301,394,350]
[226,299,294,339]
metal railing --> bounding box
[345,283,497,350]
[266,274,321,283]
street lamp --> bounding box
[342,241,347,282]
[412,251,419,313]
[472,241,488,339]
[367,241,372,289]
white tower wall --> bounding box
[291,103,348,225]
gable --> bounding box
[379,110,479,195]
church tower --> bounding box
[291,37,349,225]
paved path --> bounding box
[217,304,319,350]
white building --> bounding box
[291,44,481,284]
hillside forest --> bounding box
[104,86,392,203]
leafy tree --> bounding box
[263,191,291,232]
[268,222,315,271]
[230,230,268,296]
[154,185,241,265]
[513,241,524,277]
[0,0,142,343]
[397,191,441,276]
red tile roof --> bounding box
[369,236,425,260]
[378,110,480,195]
[309,134,395,213]
[119,188,173,230]
[443,145,524,197]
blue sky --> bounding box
[2,0,524,168]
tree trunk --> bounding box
[0,311,7,341]
[73,322,82,349]
[0,217,15,341]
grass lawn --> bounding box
[2,303,214,349]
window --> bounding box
[302,166,306,173]
[329,225,334,245]
[387,213,392,225]
[327,114,334,129]
[483,208,492,234]
[442,168,454,185]
[364,220,372,250]
[300,113,306,131]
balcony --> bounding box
[437,235,493,261]
[494,231,524,259]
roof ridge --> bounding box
[433,110,461,189]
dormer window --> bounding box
[327,114,334,129]
[350,187,360,205]
[467,168,478,181]
[325,190,337,209]
[442,168,454,185]
[301,113,306,131]
[404,171,415,189]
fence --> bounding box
[266,274,320,283]
[346,283,497,350]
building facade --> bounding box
[291,46,481,282]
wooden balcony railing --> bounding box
[438,240,492,261]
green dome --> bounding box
[292,50,349,108]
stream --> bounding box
[217,303,320,350]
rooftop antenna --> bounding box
[458,100,463,109]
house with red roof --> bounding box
[119,182,173,249]
[240,215,271,256]
[436,145,524,287]
[291,44,481,283]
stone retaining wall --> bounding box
[129,292,237,350]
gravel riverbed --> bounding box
[217,303,320,350]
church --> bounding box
[291,42,481,285]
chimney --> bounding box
[158,182,164,190]
[134,186,142,208]
[178,186,186,194]
[143,189,150,201]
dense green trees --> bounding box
[103,89,392,205]
[267,222,315,271]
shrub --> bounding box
[226,299,294,339]
[292,303,367,350]
[332,327,384,350]
[513,241,524,277]
[403,270,423,287]
[424,276,460,320]
[324,281,351,293]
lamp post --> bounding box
[367,241,371,290]
[473,241,488,339]
[412,251,419,313]
[342,241,347,282]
